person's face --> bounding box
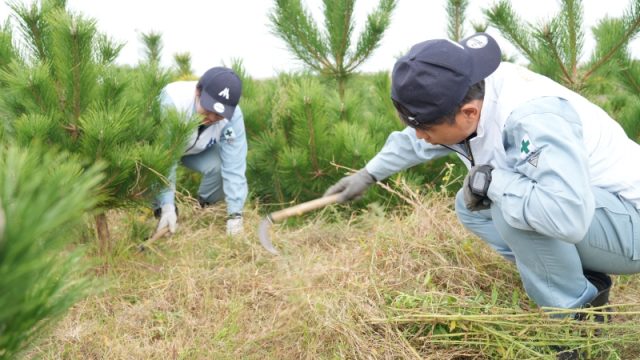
[414,100,482,145]
[195,91,224,126]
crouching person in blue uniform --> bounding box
[154,67,248,236]
[325,33,640,326]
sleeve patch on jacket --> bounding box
[519,134,537,160]
[527,150,540,167]
[223,127,235,143]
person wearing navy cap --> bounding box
[154,66,248,236]
[324,33,640,331]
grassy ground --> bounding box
[26,189,640,359]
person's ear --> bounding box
[460,100,481,122]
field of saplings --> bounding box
[2,0,640,359]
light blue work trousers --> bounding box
[181,145,225,204]
[157,144,225,207]
[455,186,640,309]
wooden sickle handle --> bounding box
[268,193,341,223]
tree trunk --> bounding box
[338,77,346,120]
[95,213,111,253]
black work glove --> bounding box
[323,168,376,203]
[463,164,494,211]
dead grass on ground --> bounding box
[26,188,640,359]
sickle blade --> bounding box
[258,217,279,255]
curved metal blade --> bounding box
[258,217,279,255]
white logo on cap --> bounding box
[218,87,230,100]
[214,102,225,114]
[466,35,489,49]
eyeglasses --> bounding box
[392,98,426,129]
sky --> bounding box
[1,0,638,79]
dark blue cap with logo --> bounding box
[391,33,501,126]
[198,67,242,119]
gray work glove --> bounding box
[324,168,376,203]
[463,164,494,211]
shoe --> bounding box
[198,196,213,208]
[555,348,580,360]
[576,270,612,322]
[553,271,613,359]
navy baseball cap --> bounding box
[391,33,501,127]
[198,67,242,119]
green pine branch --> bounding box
[140,31,163,65]
[324,0,354,71]
[484,0,538,62]
[485,0,640,92]
[346,0,396,72]
[0,23,18,71]
[0,144,103,360]
[94,33,124,65]
[582,0,640,81]
[269,0,397,101]
[269,0,331,73]
[172,52,195,80]
[447,0,469,41]
[0,1,191,249]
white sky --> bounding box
[1,0,638,79]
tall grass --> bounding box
[25,181,640,359]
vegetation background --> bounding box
[1,0,640,359]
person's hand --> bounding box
[323,168,376,203]
[156,204,178,233]
[226,214,243,236]
[463,165,494,211]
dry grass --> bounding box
[25,188,640,359]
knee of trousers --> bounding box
[201,162,221,176]
[181,146,222,175]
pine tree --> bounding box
[0,22,16,71]
[140,30,163,65]
[447,0,470,41]
[0,0,193,251]
[447,0,494,37]
[485,0,640,140]
[590,15,640,140]
[246,0,402,208]
[172,52,196,80]
[0,144,103,360]
[484,0,640,91]
[268,0,397,102]
[244,69,426,207]
[0,22,18,135]
[247,74,337,203]
[239,19,464,205]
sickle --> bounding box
[258,194,341,255]
[137,226,171,252]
